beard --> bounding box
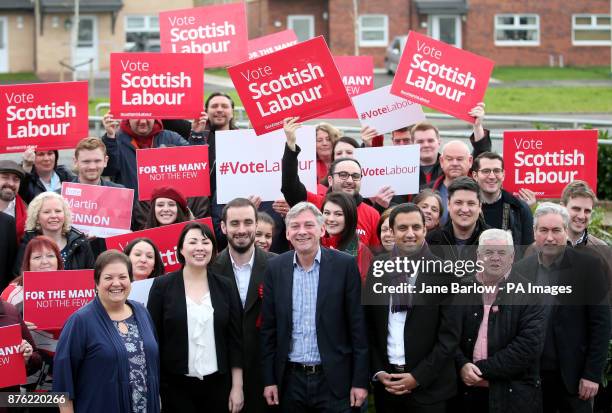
[228,234,255,254]
[0,187,16,202]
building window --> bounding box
[572,14,611,45]
[359,15,388,47]
[125,16,160,52]
[494,14,539,46]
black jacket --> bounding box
[210,247,275,413]
[19,165,75,204]
[0,212,17,290]
[364,247,460,404]
[482,190,534,258]
[455,272,546,413]
[426,217,492,264]
[14,228,95,275]
[260,248,369,399]
[147,269,243,378]
[514,248,611,393]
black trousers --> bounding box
[542,371,593,413]
[372,381,446,413]
[279,368,357,413]
[161,372,230,413]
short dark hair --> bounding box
[176,222,218,266]
[331,136,359,161]
[389,203,425,229]
[94,250,133,285]
[221,197,258,223]
[473,152,504,171]
[328,157,362,177]
[448,176,481,202]
[322,192,358,250]
[561,180,597,205]
[122,237,165,279]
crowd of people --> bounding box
[0,92,610,413]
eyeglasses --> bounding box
[333,171,362,181]
[478,168,504,176]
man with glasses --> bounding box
[281,117,381,247]
[472,152,534,258]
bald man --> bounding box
[427,140,473,225]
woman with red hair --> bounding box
[1,235,64,395]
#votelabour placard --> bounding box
[110,52,204,119]
[390,31,494,123]
[0,81,88,153]
[319,56,375,119]
[354,145,420,197]
[215,127,317,203]
[352,85,426,135]
[248,29,298,60]
[159,2,248,68]
[228,36,352,135]
[503,130,598,198]
[0,324,26,388]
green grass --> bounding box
[205,68,230,78]
[0,72,39,82]
[492,66,612,82]
[483,87,612,113]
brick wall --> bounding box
[466,0,611,66]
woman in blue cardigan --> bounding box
[53,250,160,413]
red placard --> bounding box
[0,324,26,388]
[136,145,210,201]
[23,270,95,330]
[503,130,598,198]
[248,29,298,60]
[159,2,248,68]
[320,56,375,119]
[0,81,88,153]
[105,217,214,273]
[110,53,204,119]
[390,31,494,123]
[228,36,352,135]
[61,182,134,238]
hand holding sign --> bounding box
[283,117,302,151]
[360,126,379,148]
[19,339,33,362]
[468,102,486,141]
[191,111,208,133]
[102,112,120,139]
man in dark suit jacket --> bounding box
[514,202,610,413]
[0,211,17,291]
[364,203,460,413]
[211,197,276,413]
[261,202,369,412]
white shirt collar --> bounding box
[229,247,255,270]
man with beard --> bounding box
[211,197,276,413]
[0,160,27,242]
[281,117,381,247]
[364,203,459,413]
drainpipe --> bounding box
[33,0,40,73]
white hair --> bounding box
[478,228,514,247]
[534,202,569,229]
[285,202,324,227]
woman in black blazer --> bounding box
[147,222,243,412]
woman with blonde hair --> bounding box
[315,122,343,182]
[14,191,94,274]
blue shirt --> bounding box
[288,248,322,364]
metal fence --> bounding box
[91,103,612,145]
